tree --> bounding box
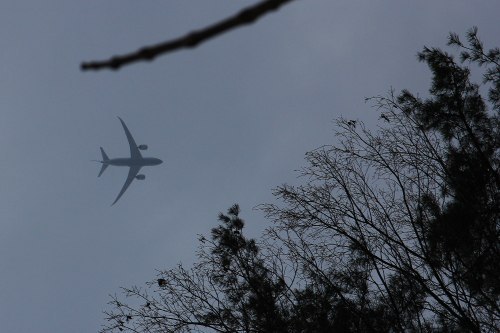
[100,29,499,333]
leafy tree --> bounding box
[100,29,499,333]
[101,205,292,333]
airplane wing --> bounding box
[118,117,142,159]
[112,165,142,205]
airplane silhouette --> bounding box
[94,117,163,205]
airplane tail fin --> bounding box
[97,147,110,177]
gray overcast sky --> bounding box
[0,1,498,332]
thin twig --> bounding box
[81,0,295,71]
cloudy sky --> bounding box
[1,1,498,332]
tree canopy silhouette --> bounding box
[100,28,499,332]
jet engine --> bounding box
[135,174,146,180]
[138,144,148,150]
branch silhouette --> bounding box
[81,0,295,71]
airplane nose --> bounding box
[158,159,163,165]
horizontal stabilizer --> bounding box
[98,163,109,177]
[100,147,109,161]
[98,147,110,177]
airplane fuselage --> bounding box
[107,157,163,167]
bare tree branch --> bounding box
[81,0,295,71]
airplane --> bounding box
[94,117,163,205]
